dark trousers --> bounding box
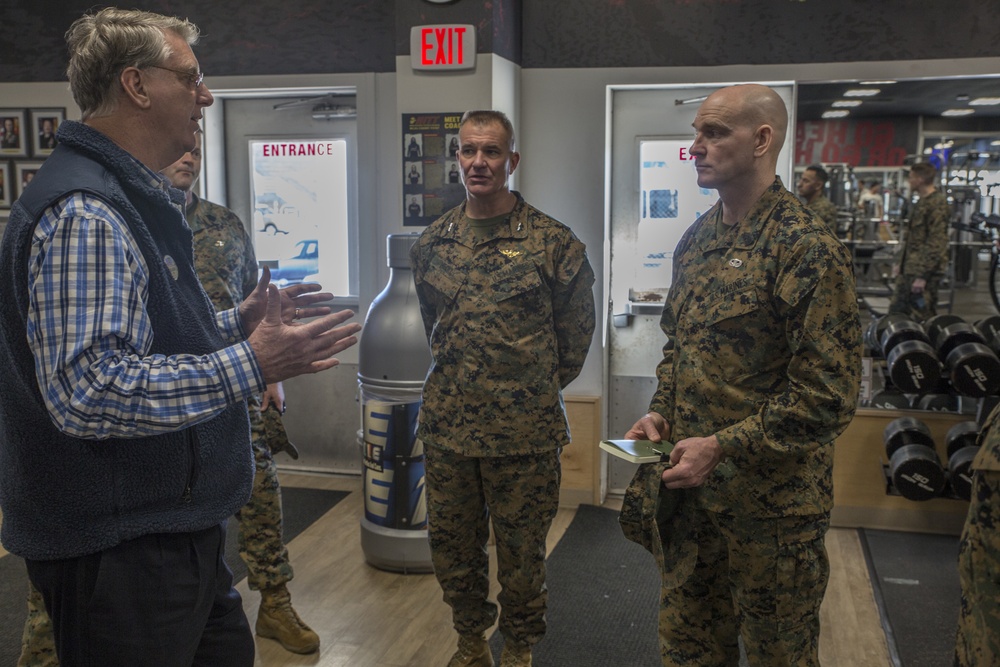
[25,522,254,667]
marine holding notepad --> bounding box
[622,84,862,667]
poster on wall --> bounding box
[402,112,465,227]
[795,118,919,167]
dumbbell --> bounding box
[883,417,946,501]
[864,314,910,354]
[878,320,941,393]
[865,389,911,410]
[912,392,962,413]
[929,322,1000,397]
[945,421,980,501]
[925,314,966,341]
[975,315,1000,343]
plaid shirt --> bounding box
[25,162,261,440]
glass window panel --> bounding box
[249,139,350,295]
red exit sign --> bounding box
[410,24,476,71]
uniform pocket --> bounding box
[422,255,465,303]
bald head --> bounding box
[710,84,787,154]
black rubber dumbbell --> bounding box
[883,416,946,501]
[864,314,910,354]
[879,320,942,394]
[975,315,1000,344]
[925,314,966,342]
[945,421,981,501]
[866,389,911,410]
[930,322,1000,397]
[913,392,962,413]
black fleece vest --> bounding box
[0,121,253,560]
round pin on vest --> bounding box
[164,255,179,280]
[729,258,743,268]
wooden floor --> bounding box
[243,471,892,666]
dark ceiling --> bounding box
[797,76,1000,121]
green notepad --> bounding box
[599,439,673,464]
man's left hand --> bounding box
[661,434,725,489]
[240,266,335,334]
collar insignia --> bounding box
[728,258,743,268]
[500,249,521,258]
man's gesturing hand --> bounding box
[240,266,335,335]
[248,284,361,384]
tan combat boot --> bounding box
[255,584,320,654]
[498,641,531,667]
[446,633,494,667]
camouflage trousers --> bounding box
[424,445,561,647]
[888,273,941,321]
[955,469,1000,666]
[659,511,830,667]
[237,401,293,592]
[17,401,292,666]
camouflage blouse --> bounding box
[807,195,839,235]
[410,193,596,456]
[649,178,862,517]
[186,194,257,312]
[898,189,951,278]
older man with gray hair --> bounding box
[0,8,360,665]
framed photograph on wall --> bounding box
[30,108,64,157]
[15,161,44,199]
[0,162,11,208]
[0,109,29,158]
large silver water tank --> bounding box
[357,233,433,573]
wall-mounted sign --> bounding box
[402,112,466,227]
[410,24,476,71]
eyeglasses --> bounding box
[148,65,205,88]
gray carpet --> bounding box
[860,528,962,667]
[0,486,349,665]
[488,504,661,666]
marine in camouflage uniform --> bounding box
[411,114,595,667]
[806,195,839,235]
[630,178,862,666]
[955,404,1000,666]
[186,192,318,654]
[796,165,839,235]
[17,167,317,664]
[889,165,951,321]
[622,85,861,667]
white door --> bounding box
[606,83,795,493]
[208,93,362,474]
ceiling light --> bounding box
[832,100,863,108]
[970,97,1000,106]
[822,110,850,118]
[844,88,881,97]
[933,141,955,149]
[859,80,897,85]
[991,140,1000,146]
[941,109,975,117]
